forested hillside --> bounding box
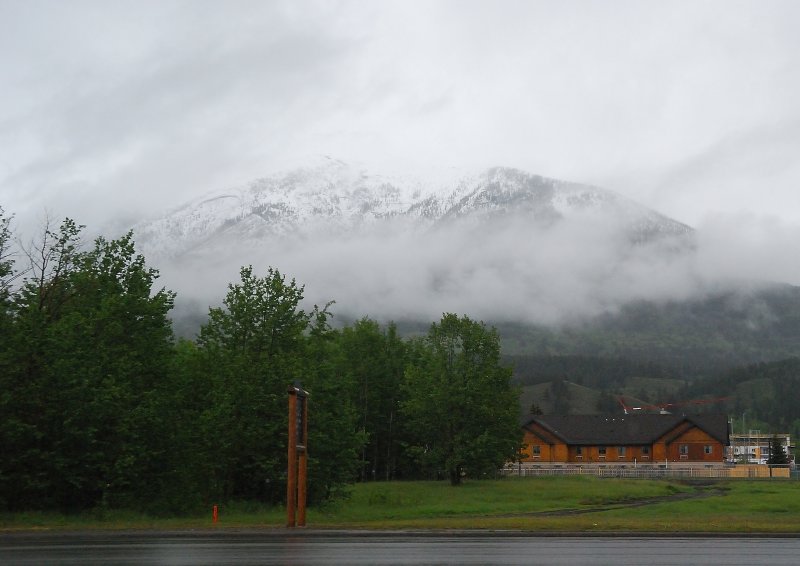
[684,358,800,434]
[505,355,674,388]
[511,353,800,440]
[498,287,800,376]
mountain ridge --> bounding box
[132,161,800,377]
[134,160,693,262]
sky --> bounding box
[2,1,800,295]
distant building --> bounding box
[520,414,730,467]
[728,432,793,465]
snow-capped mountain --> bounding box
[129,158,713,327]
[127,160,800,368]
[134,159,692,262]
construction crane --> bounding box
[617,395,732,415]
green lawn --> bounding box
[310,476,686,524]
[2,477,799,533]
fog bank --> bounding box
[155,208,799,327]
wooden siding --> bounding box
[521,429,565,462]
[660,427,725,463]
[521,420,725,464]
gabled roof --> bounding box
[523,414,729,446]
[682,414,730,445]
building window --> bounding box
[576,446,583,458]
[679,444,689,458]
[618,446,626,458]
[704,445,713,455]
[598,446,607,458]
[533,445,541,457]
[641,446,650,456]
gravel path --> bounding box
[494,483,729,518]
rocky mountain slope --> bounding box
[134,158,692,262]
[134,159,800,374]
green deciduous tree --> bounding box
[338,318,407,481]
[0,206,14,300]
[0,221,175,511]
[401,313,522,485]
[0,206,15,355]
[195,266,309,503]
[301,306,365,501]
[0,207,16,511]
[0,217,84,509]
[193,266,363,505]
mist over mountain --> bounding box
[135,158,720,326]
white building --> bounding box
[728,431,792,465]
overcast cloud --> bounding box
[2,0,800,305]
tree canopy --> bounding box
[0,220,175,510]
[0,208,536,514]
[402,314,522,485]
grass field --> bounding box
[2,477,799,533]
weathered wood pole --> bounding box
[297,393,308,527]
[287,383,309,528]
[286,387,298,527]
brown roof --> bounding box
[523,414,729,446]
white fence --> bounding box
[500,464,792,480]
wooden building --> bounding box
[521,414,730,466]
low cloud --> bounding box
[695,213,800,286]
[156,208,767,328]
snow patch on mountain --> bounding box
[134,159,691,262]
[128,159,715,326]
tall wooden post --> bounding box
[297,393,308,527]
[287,383,309,528]
[286,387,298,527]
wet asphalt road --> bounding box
[2,531,799,565]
